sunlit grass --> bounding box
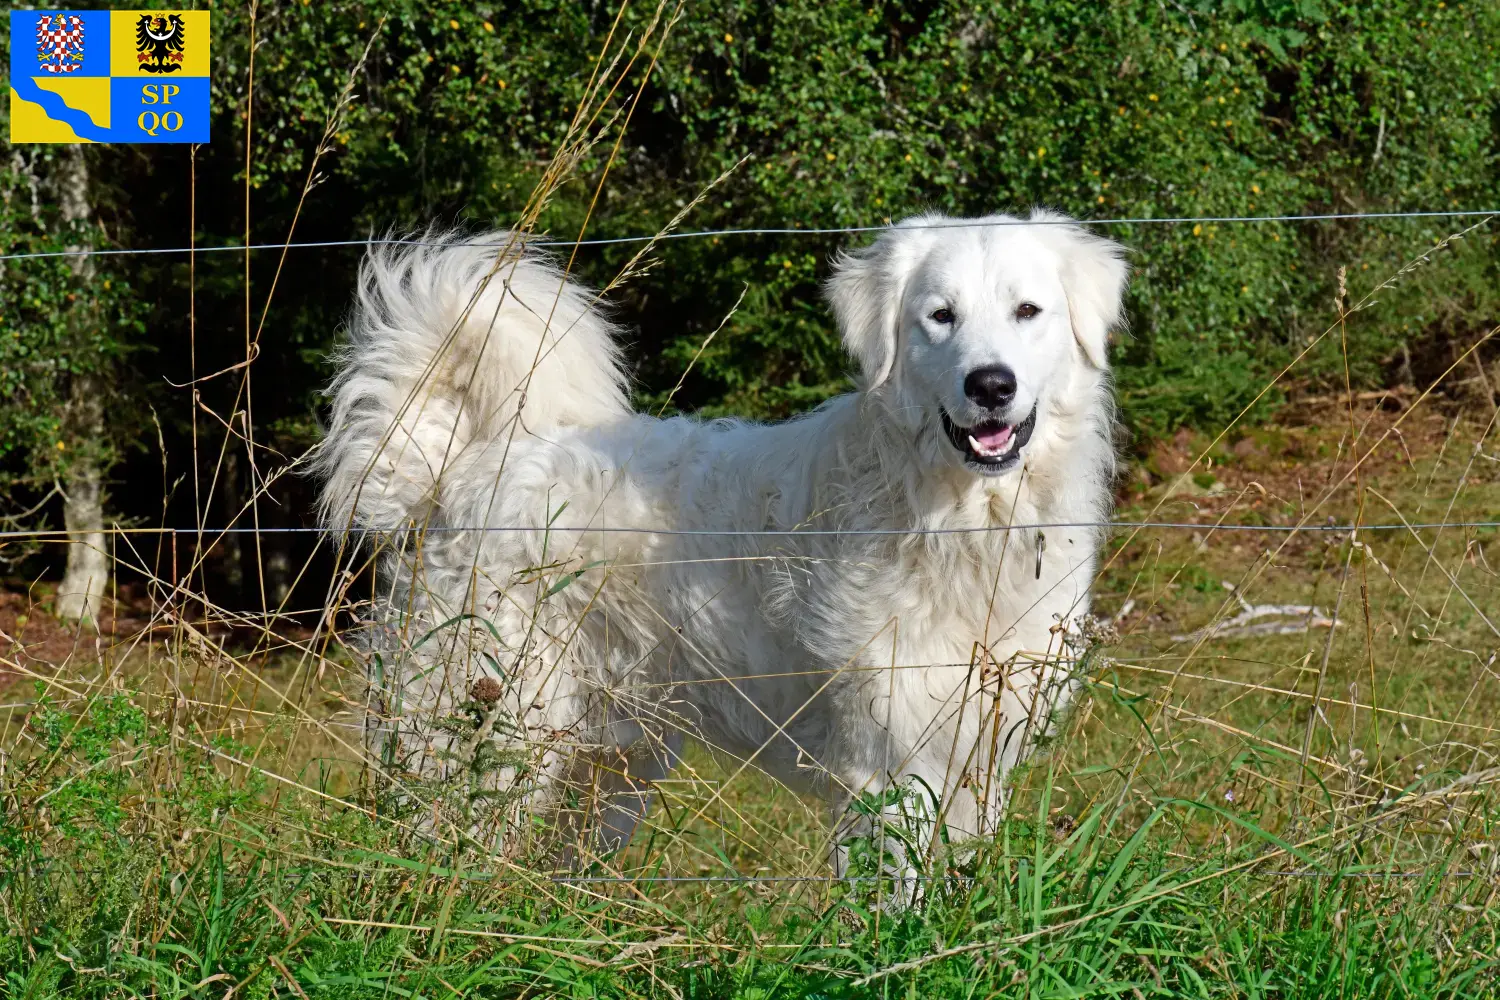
[3,404,1496,997]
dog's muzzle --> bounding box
[939,405,1038,475]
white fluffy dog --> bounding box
[318,211,1126,868]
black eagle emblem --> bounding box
[135,13,186,74]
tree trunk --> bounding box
[55,379,108,623]
[52,145,109,627]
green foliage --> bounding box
[0,233,76,481]
[0,17,144,506]
[624,0,1500,431]
[192,0,1500,438]
[0,202,143,495]
[3,690,148,856]
[4,0,1493,535]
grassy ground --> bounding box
[2,392,1498,998]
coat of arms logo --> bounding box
[134,13,185,73]
[11,9,212,144]
[35,13,86,74]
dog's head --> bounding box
[826,210,1127,477]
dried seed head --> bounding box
[471,677,503,705]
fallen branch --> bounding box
[1171,582,1340,643]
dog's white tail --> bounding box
[316,233,630,534]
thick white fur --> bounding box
[318,212,1127,864]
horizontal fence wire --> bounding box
[1,208,1496,262]
[2,209,1493,892]
[0,867,1484,883]
[2,521,1497,540]
[465,870,1495,884]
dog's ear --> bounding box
[826,237,905,389]
[1032,210,1129,369]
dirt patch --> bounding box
[1119,398,1472,521]
[0,576,328,704]
[0,584,154,699]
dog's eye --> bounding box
[930,308,956,325]
[1015,302,1041,320]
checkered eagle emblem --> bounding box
[35,13,86,74]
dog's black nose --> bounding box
[963,366,1017,410]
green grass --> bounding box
[3,406,1498,998]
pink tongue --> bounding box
[973,424,1013,450]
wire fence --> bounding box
[0,867,1485,883]
[4,520,1498,540]
[3,198,1497,924]
[0,207,1495,262]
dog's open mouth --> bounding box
[940,405,1038,473]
